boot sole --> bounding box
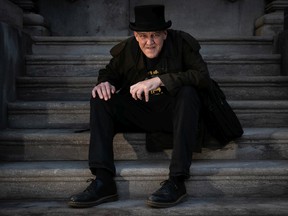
[67,194,118,208]
[146,193,188,208]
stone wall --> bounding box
[276,8,288,75]
[0,0,26,129]
[37,0,130,36]
[37,0,265,37]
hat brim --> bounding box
[129,20,172,32]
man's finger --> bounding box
[96,87,104,99]
[111,85,116,94]
[92,87,97,98]
[132,89,138,100]
[104,82,116,99]
[100,85,109,100]
[130,85,137,100]
[144,89,149,102]
[137,90,142,100]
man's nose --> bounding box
[147,37,155,45]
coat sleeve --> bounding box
[97,57,123,90]
[97,37,136,90]
[159,33,210,94]
[96,39,129,89]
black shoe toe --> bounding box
[67,178,118,208]
[146,180,187,208]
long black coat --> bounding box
[97,29,211,152]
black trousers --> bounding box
[89,86,201,179]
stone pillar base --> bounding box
[23,13,50,36]
[254,0,288,36]
[276,30,288,75]
[255,11,284,36]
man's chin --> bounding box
[144,52,158,59]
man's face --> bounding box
[134,31,167,59]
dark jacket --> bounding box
[97,29,211,152]
[97,29,210,96]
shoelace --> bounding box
[84,178,97,192]
[159,180,178,192]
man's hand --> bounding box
[130,77,163,102]
[92,81,116,100]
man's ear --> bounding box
[134,32,139,42]
[163,30,168,40]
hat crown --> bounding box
[129,5,172,31]
[135,5,165,25]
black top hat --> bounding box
[129,5,172,31]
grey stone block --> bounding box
[36,0,265,37]
[0,160,287,200]
[25,54,109,76]
[37,0,130,36]
[7,100,288,128]
[7,101,89,129]
[24,54,281,77]
[31,36,275,56]
[206,54,281,76]
[16,76,288,101]
[1,198,288,216]
[230,100,288,127]
[1,128,288,161]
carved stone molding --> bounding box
[255,0,288,36]
[10,0,35,12]
[11,0,50,36]
[266,0,288,13]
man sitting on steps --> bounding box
[68,4,210,208]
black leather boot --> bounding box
[146,179,187,208]
[68,178,118,208]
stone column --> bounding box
[0,0,25,128]
[276,8,288,75]
[255,0,288,36]
[11,0,50,36]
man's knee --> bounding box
[176,86,200,104]
[90,96,112,112]
[90,96,102,108]
[90,94,125,111]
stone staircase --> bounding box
[0,35,288,216]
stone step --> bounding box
[219,76,288,100]
[0,128,287,161]
[16,76,288,101]
[25,54,281,77]
[31,36,275,56]
[31,36,127,55]
[7,100,288,128]
[0,160,287,200]
[1,198,288,216]
[26,54,108,77]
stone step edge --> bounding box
[32,35,274,43]
[0,128,287,145]
[16,76,288,86]
[7,100,288,112]
[1,160,287,200]
[25,54,281,63]
[1,160,287,179]
[1,198,288,216]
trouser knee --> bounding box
[175,86,201,107]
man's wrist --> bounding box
[156,77,164,86]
